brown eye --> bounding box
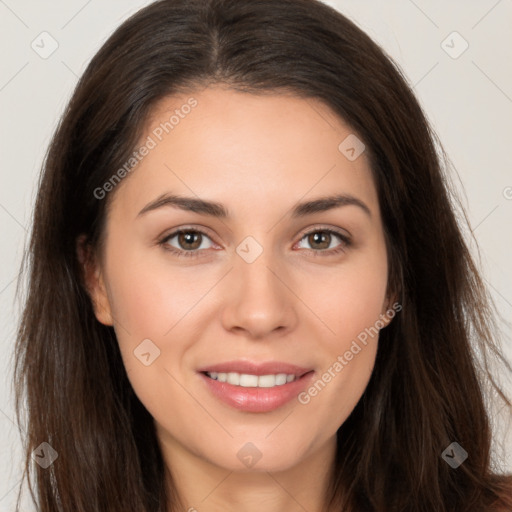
[177,231,203,250]
[160,229,215,257]
[307,231,332,250]
[297,229,350,254]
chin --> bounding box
[201,436,312,473]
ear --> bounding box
[76,234,113,326]
[379,292,400,329]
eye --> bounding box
[295,228,351,256]
[159,228,216,258]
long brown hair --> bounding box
[13,0,512,510]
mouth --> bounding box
[197,361,315,413]
[202,370,307,388]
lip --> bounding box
[197,360,315,413]
[197,360,312,377]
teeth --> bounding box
[240,374,259,387]
[206,372,297,388]
[227,372,240,385]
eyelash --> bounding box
[158,226,352,259]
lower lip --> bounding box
[199,371,315,413]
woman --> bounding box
[13,0,512,510]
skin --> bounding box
[81,85,395,512]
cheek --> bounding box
[306,254,388,348]
[101,247,200,414]
[104,238,208,337]
[297,253,387,420]
[102,241,226,404]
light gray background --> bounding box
[1,0,511,509]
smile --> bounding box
[205,371,297,387]
[199,369,315,413]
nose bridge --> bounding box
[221,235,296,337]
[234,236,284,304]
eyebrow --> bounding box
[137,192,372,219]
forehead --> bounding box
[109,86,379,221]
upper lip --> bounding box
[197,360,313,377]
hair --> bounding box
[13,0,512,510]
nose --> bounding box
[220,248,298,339]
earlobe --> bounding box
[379,309,392,329]
[76,235,114,326]
[380,294,399,328]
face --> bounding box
[83,85,393,474]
